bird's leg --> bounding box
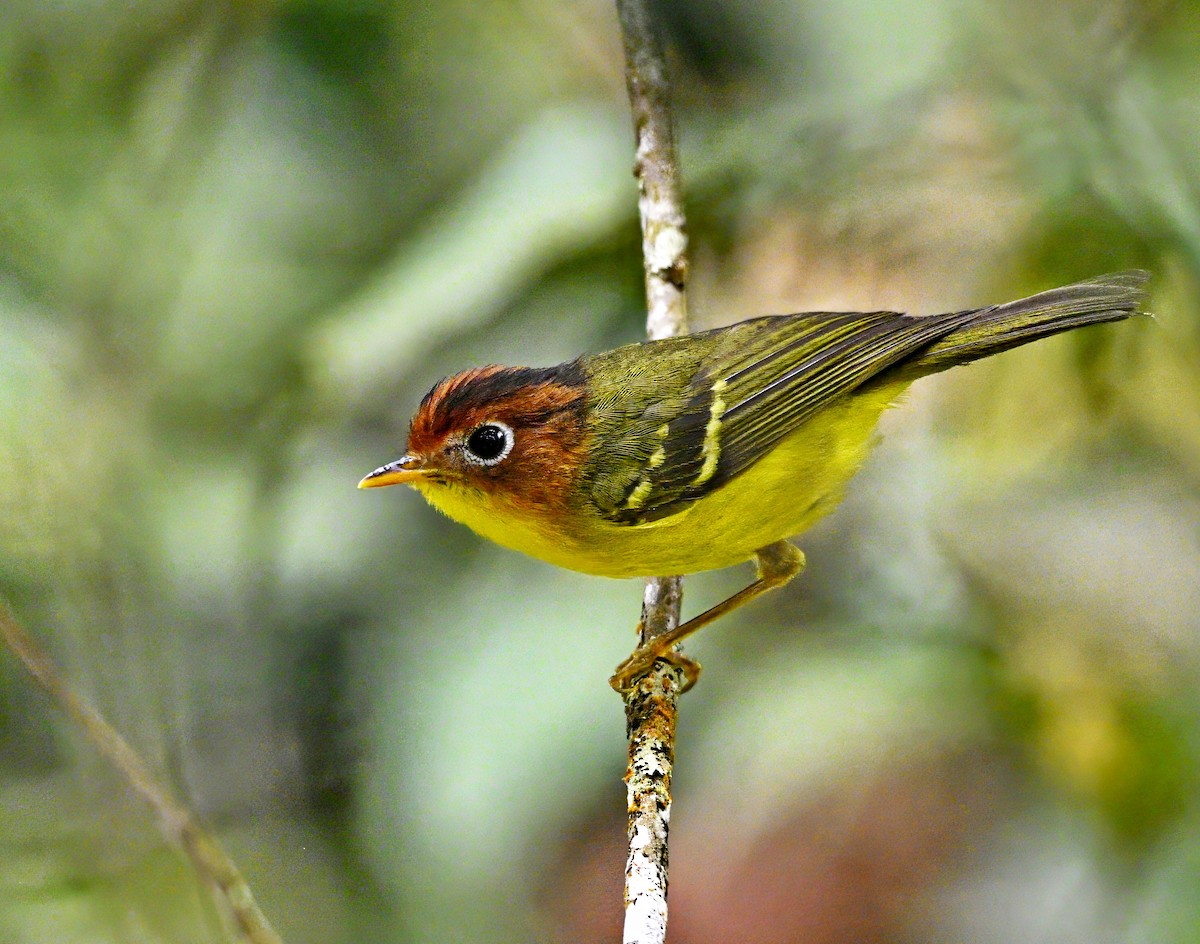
[610,540,806,693]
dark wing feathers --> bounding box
[587,271,1146,525]
[591,308,975,524]
[712,311,973,471]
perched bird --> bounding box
[360,271,1148,690]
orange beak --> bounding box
[358,455,428,489]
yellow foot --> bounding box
[609,645,701,694]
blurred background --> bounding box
[0,0,1197,941]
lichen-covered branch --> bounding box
[615,1,690,942]
[617,0,689,343]
[623,577,684,944]
[0,602,283,944]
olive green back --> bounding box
[579,271,1148,525]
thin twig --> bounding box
[615,1,690,941]
[0,601,283,944]
[617,0,689,343]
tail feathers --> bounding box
[915,270,1149,375]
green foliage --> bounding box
[0,1,1195,942]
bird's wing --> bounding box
[588,308,973,524]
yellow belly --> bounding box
[414,383,903,578]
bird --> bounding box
[359,271,1148,692]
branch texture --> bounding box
[616,1,690,942]
[618,0,689,343]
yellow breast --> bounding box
[413,382,904,579]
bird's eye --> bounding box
[464,422,514,466]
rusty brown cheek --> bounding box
[487,409,590,516]
[407,372,591,519]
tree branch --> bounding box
[617,0,689,343]
[615,2,690,942]
[0,601,283,944]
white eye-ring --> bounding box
[463,421,514,466]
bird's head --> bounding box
[359,362,590,516]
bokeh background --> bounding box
[1,1,1197,942]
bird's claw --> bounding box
[609,645,701,694]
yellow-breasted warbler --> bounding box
[360,271,1148,691]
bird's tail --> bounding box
[914,270,1150,376]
